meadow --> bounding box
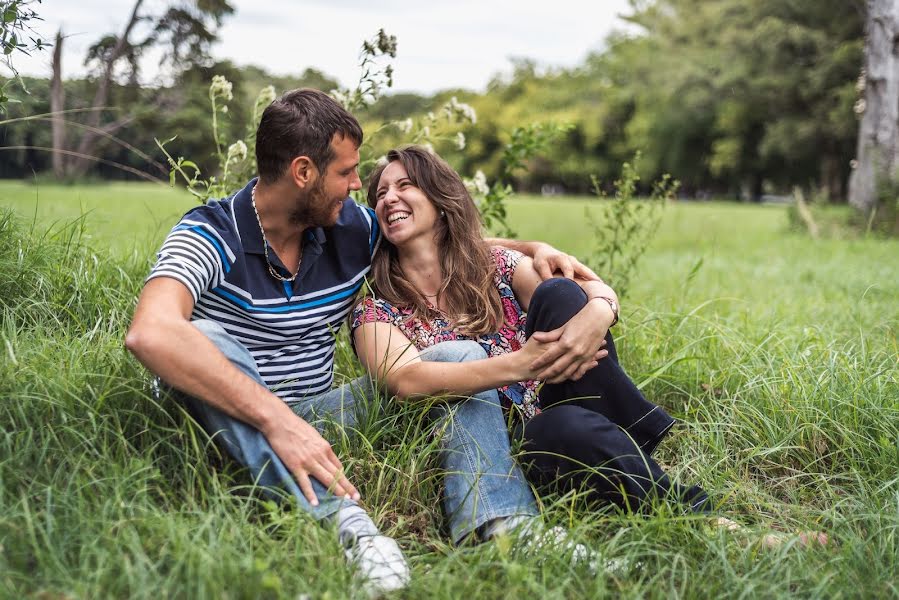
[0,180,897,599]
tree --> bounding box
[605,0,862,200]
[1,0,50,111]
[49,0,233,179]
[848,0,899,216]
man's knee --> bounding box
[191,319,258,376]
[420,339,487,364]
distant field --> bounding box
[0,180,197,254]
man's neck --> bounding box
[253,180,307,251]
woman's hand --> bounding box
[529,299,615,383]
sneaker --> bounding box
[341,531,410,597]
[484,516,640,577]
[481,516,598,573]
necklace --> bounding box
[251,184,300,282]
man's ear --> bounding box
[288,156,318,189]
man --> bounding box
[126,88,601,596]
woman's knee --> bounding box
[526,278,588,334]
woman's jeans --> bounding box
[180,319,537,543]
[515,278,710,513]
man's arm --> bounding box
[125,277,358,505]
[485,237,600,281]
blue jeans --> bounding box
[182,319,536,543]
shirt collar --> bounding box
[233,178,329,255]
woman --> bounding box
[350,145,710,515]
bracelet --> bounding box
[589,296,619,327]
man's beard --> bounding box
[289,179,342,228]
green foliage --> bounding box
[0,0,49,111]
[585,153,678,297]
[156,29,567,239]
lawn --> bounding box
[1,181,897,598]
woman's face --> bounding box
[374,160,440,247]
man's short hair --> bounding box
[255,88,363,183]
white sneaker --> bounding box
[342,531,410,597]
[485,516,640,577]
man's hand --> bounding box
[531,243,600,281]
[529,300,614,383]
[261,414,360,506]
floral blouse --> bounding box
[350,247,541,420]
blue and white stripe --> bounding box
[147,187,378,400]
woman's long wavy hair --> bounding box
[366,146,504,336]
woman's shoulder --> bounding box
[351,296,405,328]
[489,245,525,277]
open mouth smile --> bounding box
[387,211,411,224]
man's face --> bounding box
[290,134,361,228]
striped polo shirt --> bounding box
[147,178,380,401]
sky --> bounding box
[11,0,635,94]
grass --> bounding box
[0,182,897,598]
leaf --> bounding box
[2,5,18,24]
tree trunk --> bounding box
[848,0,899,215]
[50,30,66,180]
[66,0,145,178]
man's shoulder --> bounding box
[177,197,236,230]
[334,199,375,231]
[326,199,379,252]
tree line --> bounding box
[0,0,869,204]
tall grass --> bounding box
[1,196,897,598]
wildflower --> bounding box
[256,85,277,108]
[455,132,466,150]
[395,118,413,134]
[330,88,351,108]
[210,75,233,102]
[443,96,477,124]
[854,98,866,115]
[464,170,490,197]
[227,140,248,164]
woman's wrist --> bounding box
[587,295,619,327]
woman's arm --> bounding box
[510,255,617,383]
[353,321,544,400]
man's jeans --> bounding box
[181,319,536,543]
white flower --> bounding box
[210,75,233,102]
[421,142,435,154]
[330,88,351,108]
[854,98,866,115]
[464,170,490,197]
[455,131,466,150]
[443,96,477,124]
[226,140,248,163]
[256,85,277,107]
[395,118,413,134]
[220,105,229,114]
